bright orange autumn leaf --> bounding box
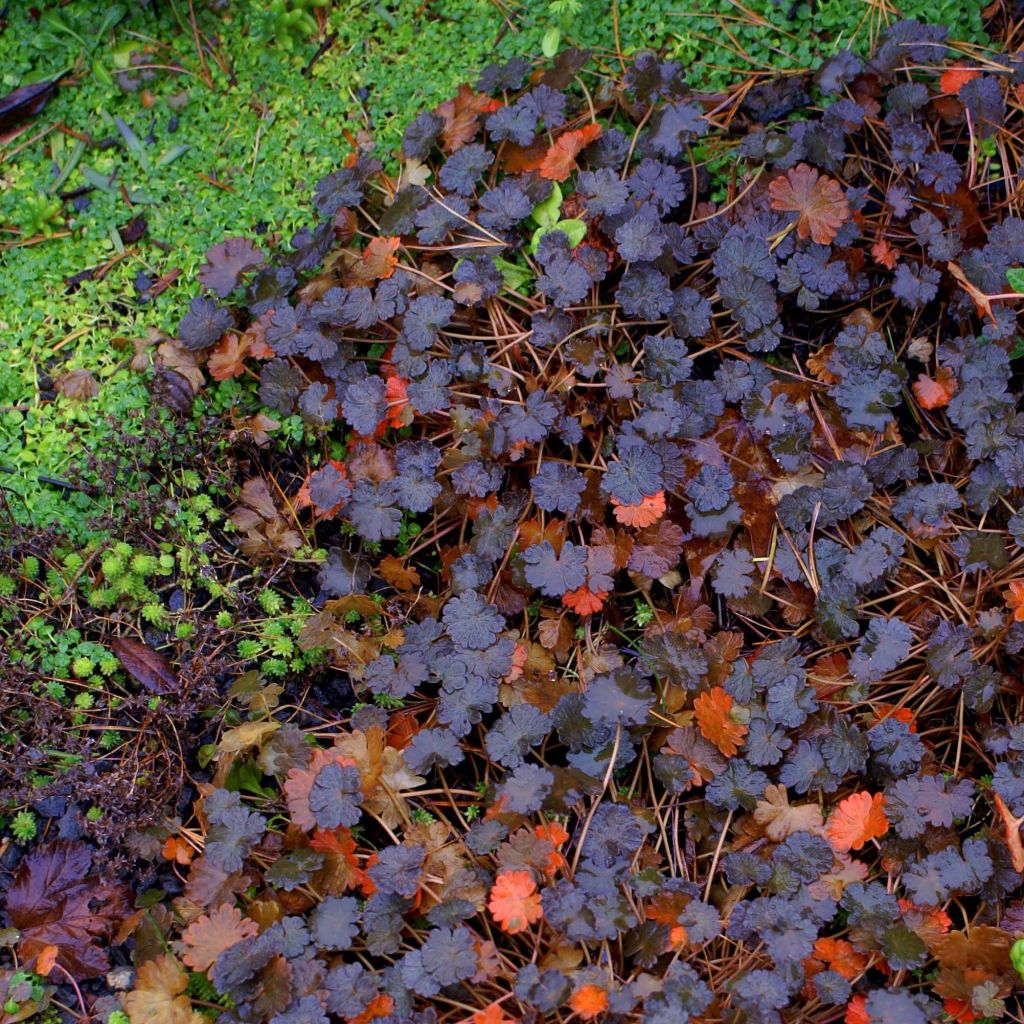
[1006,580,1024,621]
[940,66,981,95]
[944,998,980,1024]
[471,1002,516,1024]
[693,686,747,757]
[912,366,957,409]
[562,586,607,615]
[488,870,543,934]
[350,993,394,1024]
[538,124,603,181]
[535,820,570,876]
[611,490,666,528]
[846,994,870,1024]
[378,374,411,432]
[812,936,868,980]
[569,984,609,1020]
[768,162,851,244]
[827,791,889,852]
[35,945,59,978]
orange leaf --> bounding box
[993,792,1024,873]
[359,236,401,282]
[35,944,59,977]
[349,993,394,1024]
[912,366,957,409]
[768,162,851,244]
[379,555,421,592]
[827,791,889,852]
[208,333,250,381]
[569,984,608,1020]
[180,903,259,971]
[471,1002,515,1024]
[899,899,952,945]
[538,124,602,181]
[693,686,747,757]
[380,374,411,431]
[870,238,898,269]
[944,998,980,1024]
[940,66,981,95]
[1006,580,1024,622]
[611,490,666,528]
[161,836,194,866]
[846,994,870,1024]
[812,936,868,980]
[535,820,569,847]
[488,870,543,934]
[562,586,606,615]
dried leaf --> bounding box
[754,783,825,841]
[768,162,850,244]
[55,369,100,401]
[569,984,608,1020]
[6,841,130,980]
[120,955,199,1024]
[110,636,178,695]
[379,555,420,591]
[179,904,258,971]
[218,719,280,756]
[207,334,250,381]
[538,124,602,181]
[612,490,666,528]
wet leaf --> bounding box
[110,636,178,695]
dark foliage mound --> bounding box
[12,19,1024,1024]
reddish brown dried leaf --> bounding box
[110,636,178,695]
[6,840,130,980]
[768,162,850,244]
[179,904,258,971]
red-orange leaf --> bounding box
[611,490,666,528]
[569,984,608,1020]
[538,124,602,181]
[912,366,957,410]
[846,994,870,1024]
[180,903,258,971]
[693,686,747,757]
[488,870,542,934]
[562,586,607,615]
[871,238,898,269]
[768,162,850,244]
[471,1002,516,1024]
[1006,580,1024,622]
[827,791,889,852]
[940,66,981,95]
[812,936,868,980]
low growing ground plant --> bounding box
[8,7,1024,1024]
